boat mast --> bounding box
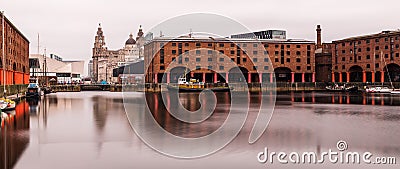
[2,11,6,98]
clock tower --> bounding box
[92,23,109,82]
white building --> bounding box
[29,54,85,84]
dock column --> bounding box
[312,72,316,83]
[381,71,385,83]
[301,72,305,83]
[339,72,343,83]
[270,73,274,83]
[291,72,295,83]
[346,72,350,82]
[154,73,158,83]
[362,71,367,83]
[214,73,218,83]
[371,71,375,83]
[202,72,206,83]
[332,72,335,82]
[225,72,229,83]
[166,72,170,84]
[259,73,262,83]
[247,73,252,84]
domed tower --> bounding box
[125,33,136,45]
[136,25,144,41]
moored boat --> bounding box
[167,76,231,92]
[26,78,43,98]
[326,83,358,92]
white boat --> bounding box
[365,86,393,93]
[390,90,400,95]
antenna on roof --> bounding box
[189,28,192,38]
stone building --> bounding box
[92,24,144,83]
[0,12,30,85]
[332,30,400,83]
[144,35,316,84]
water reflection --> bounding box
[0,101,30,169]
[282,91,400,106]
[0,92,399,169]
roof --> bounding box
[333,30,400,43]
[146,36,314,45]
[1,13,29,43]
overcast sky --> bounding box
[1,0,399,75]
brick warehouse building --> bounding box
[332,30,400,83]
[0,13,30,85]
[144,36,316,84]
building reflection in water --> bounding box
[0,101,30,169]
[282,91,400,106]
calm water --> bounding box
[1,91,399,169]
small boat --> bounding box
[365,86,393,93]
[167,76,231,92]
[26,78,43,98]
[0,98,16,111]
[326,83,358,92]
[390,90,400,95]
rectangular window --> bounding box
[160,66,165,70]
[185,57,189,62]
[253,58,258,62]
[296,58,301,62]
[172,50,177,55]
[243,44,247,47]
[243,58,247,62]
[208,43,212,47]
[208,50,213,55]
[231,43,235,47]
[196,66,201,70]
[296,66,301,70]
[230,50,235,55]
[185,43,189,47]
[367,64,371,68]
[172,43,176,46]
[219,58,224,62]
[196,43,201,47]
[220,50,225,54]
[286,51,290,56]
[253,44,258,48]
[366,55,370,59]
[208,66,213,70]
[196,50,201,55]
[342,57,345,61]
[196,58,201,62]
[264,66,269,70]
[375,63,379,68]
[286,58,290,62]
[296,45,301,48]
[264,51,269,55]
[307,58,311,64]
[275,44,279,48]
[275,58,279,62]
[307,66,311,70]
[219,66,224,70]
[296,51,301,56]
[264,58,269,62]
[264,44,269,48]
[286,45,291,48]
[275,51,279,56]
[208,57,213,62]
[253,51,258,55]
[219,43,225,47]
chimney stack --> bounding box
[316,25,322,49]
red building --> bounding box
[0,13,30,85]
[144,37,316,84]
[332,30,400,83]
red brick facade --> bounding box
[0,13,30,85]
[332,31,400,83]
[145,37,315,84]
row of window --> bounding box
[339,53,400,61]
[169,49,312,57]
[340,36,400,46]
[340,44,400,54]
[165,42,312,50]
